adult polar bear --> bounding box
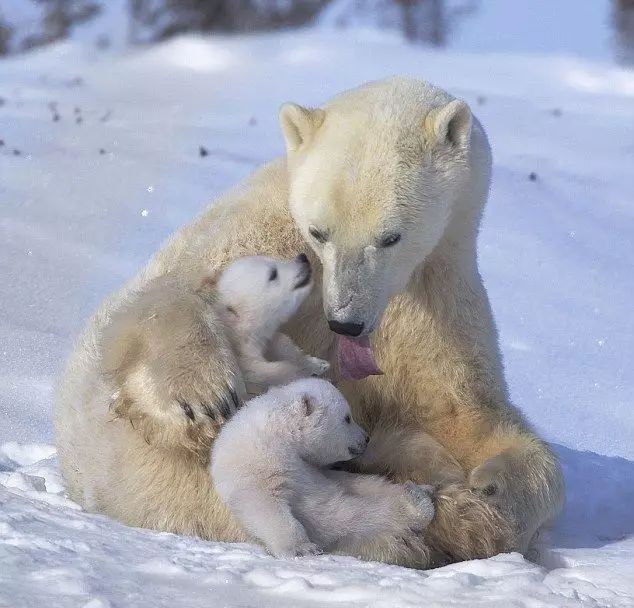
[55,78,564,566]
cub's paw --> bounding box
[303,356,330,377]
[404,482,435,529]
[294,541,322,557]
[270,541,322,559]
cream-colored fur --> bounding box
[55,77,564,567]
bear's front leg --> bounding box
[350,427,466,486]
[101,284,245,456]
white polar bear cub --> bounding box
[211,378,435,559]
[216,254,329,395]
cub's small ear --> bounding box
[291,394,314,417]
[279,103,326,154]
[424,99,472,148]
[301,395,314,416]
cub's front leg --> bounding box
[267,333,330,377]
[229,486,320,558]
[243,358,307,393]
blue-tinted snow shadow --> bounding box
[549,444,634,550]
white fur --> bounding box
[216,255,329,394]
[211,378,434,558]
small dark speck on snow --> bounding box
[529,172,538,182]
[199,146,209,157]
[552,108,563,117]
[13,149,21,156]
[99,148,106,155]
[476,95,487,105]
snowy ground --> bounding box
[1,28,633,608]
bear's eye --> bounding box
[309,226,328,244]
[379,233,401,248]
[269,267,278,281]
[345,414,351,424]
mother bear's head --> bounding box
[279,78,491,342]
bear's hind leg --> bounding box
[425,429,564,562]
[467,431,565,554]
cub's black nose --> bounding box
[328,320,364,337]
[365,435,370,444]
[296,252,309,265]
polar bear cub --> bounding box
[216,254,329,395]
[211,378,435,559]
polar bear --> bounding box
[212,378,435,560]
[55,77,564,567]
[215,254,329,394]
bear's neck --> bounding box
[422,125,492,282]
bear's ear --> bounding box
[424,99,472,148]
[279,103,326,154]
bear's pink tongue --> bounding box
[337,335,383,381]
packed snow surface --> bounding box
[1,28,633,608]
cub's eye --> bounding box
[380,233,401,248]
[269,267,278,281]
[309,226,328,244]
[345,414,351,424]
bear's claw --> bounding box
[176,383,241,425]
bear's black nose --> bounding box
[296,252,309,265]
[328,320,364,337]
[365,435,370,444]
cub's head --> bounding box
[216,254,312,339]
[279,78,490,340]
[276,378,369,466]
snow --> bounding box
[1,21,633,608]
[2,449,633,608]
